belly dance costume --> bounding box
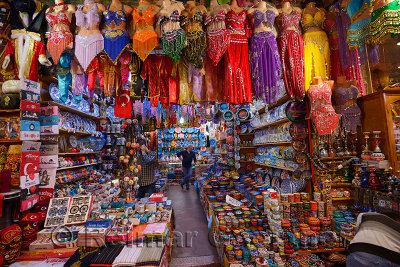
[159,10,187,62]
[103,4,130,63]
[302,9,330,91]
[204,10,230,66]
[46,4,73,65]
[225,10,252,104]
[70,59,86,103]
[370,0,400,43]
[250,10,281,105]
[333,85,361,132]
[307,82,341,135]
[276,11,305,99]
[75,1,104,71]
[346,0,372,49]
[132,4,158,62]
[181,11,206,69]
[56,52,72,103]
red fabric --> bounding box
[206,28,230,66]
[0,169,11,193]
[4,39,46,82]
[87,56,104,96]
[141,55,172,107]
[0,194,3,216]
[224,10,252,104]
[278,30,305,99]
[205,57,225,102]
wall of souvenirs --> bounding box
[0,0,399,265]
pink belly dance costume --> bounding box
[307,82,341,135]
[46,4,73,65]
[74,0,104,72]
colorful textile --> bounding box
[333,85,362,132]
[56,53,72,103]
[132,5,158,61]
[204,10,230,66]
[75,34,104,71]
[181,11,206,69]
[370,0,400,43]
[103,30,130,63]
[159,10,187,62]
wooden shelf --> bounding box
[0,139,21,143]
[352,185,400,199]
[280,247,346,255]
[238,133,254,137]
[58,151,101,156]
[328,183,353,188]
[268,95,291,110]
[254,141,292,146]
[59,129,92,135]
[48,101,101,120]
[255,163,303,172]
[57,162,99,171]
[332,197,353,202]
[0,109,20,113]
[239,160,254,163]
[319,156,355,161]
[239,146,256,149]
[254,118,290,131]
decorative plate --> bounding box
[219,103,229,112]
[226,128,234,136]
[175,126,182,134]
[69,136,77,148]
[285,100,307,122]
[223,110,234,121]
[49,83,60,102]
[237,108,250,121]
[210,139,216,146]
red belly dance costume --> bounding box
[307,82,341,135]
[45,4,73,65]
[276,11,305,99]
[224,10,252,104]
[205,10,230,66]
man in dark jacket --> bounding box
[177,145,196,190]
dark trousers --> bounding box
[181,166,193,189]
[136,182,156,199]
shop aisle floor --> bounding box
[167,185,220,267]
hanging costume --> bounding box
[132,4,159,62]
[204,10,230,66]
[250,10,281,105]
[224,9,252,104]
[189,63,205,101]
[205,57,225,102]
[308,82,341,135]
[103,3,130,63]
[346,0,372,49]
[159,10,187,62]
[56,53,72,103]
[178,58,191,105]
[302,8,330,91]
[333,85,361,133]
[9,0,48,34]
[70,59,86,103]
[276,10,305,99]
[75,1,104,71]
[181,10,206,69]
[4,30,46,82]
[45,4,73,65]
[370,0,400,43]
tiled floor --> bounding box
[167,185,220,267]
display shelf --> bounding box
[268,95,291,110]
[239,160,254,163]
[239,146,256,149]
[0,109,20,113]
[352,185,400,199]
[0,139,21,143]
[57,162,99,171]
[58,151,101,156]
[254,141,292,146]
[48,101,100,120]
[255,163,303,172]
[59,129,93,135]
[253,118,290,131]
[328,183,353,188]
[280,247,346,255]
[332,197,353,202]
[319,156,355,161]
[238,133,254,137]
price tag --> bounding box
[226,195,241,207]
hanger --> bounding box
[249,0,275,10]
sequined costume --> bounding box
[302,9,330,91]
[181,11,206,69]
[70,59,86,103]
[189,63,205,101]
[224,10,252,104]
[178,58,191,105]
[132,4,158,61]
[159,10,187,62]
[45,4,73,65]
[250,10,281,105]
[333,85,361,132]
[346,0,372,49]
[370,0,400,43]
[308,82,341,135]
[103,4,130,63]
[276,10,305,99]
[204,10,230,66]
[56,53,72,103]
[75,2,104,71]
[4,30,46,82]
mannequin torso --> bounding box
[159,0,184,32]
[230,0,244,14]
[105,0,132,32]
[278,2,302,31]
[206,0,229,31]
[76,1,105,36]
[302,2,326,33]
[249,1,278,33]
[46,0,75,32]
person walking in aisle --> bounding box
[177,145,196,190]
[136,139,158,198]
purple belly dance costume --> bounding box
[71,59,87,103]
[103,4,130,63]
[250,10,281,105]
[333,85,361,132]
[75,0,104,71]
